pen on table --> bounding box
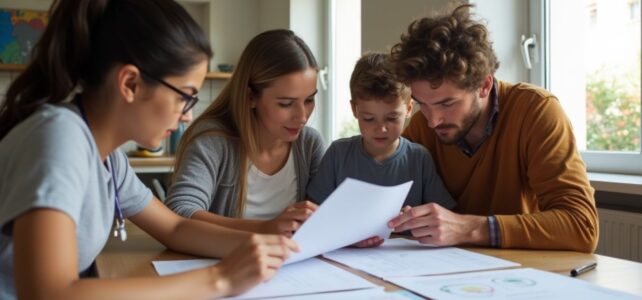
[570,262,597,277]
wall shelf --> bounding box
[129,156,174,174]
[0,64,26,72]
[0,64,231,80]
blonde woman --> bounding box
[167,30,325,237]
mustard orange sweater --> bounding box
[403,80,598,252]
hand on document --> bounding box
[350,205,416,248]
[388,203,489,246]
[214,234,299,296]
[264,201,318,237]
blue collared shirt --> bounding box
[456,80,500,157]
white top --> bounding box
[244,150,297,220]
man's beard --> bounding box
[435,95,482,145]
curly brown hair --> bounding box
[350,52,411,103]
[390,4,499,91]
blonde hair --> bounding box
[173,29,318,217]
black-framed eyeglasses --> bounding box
[140,70,199,115]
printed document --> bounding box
[287,178,413,264]
[152,257,377,299]
[388,268,642,300]
[324,238,520,278]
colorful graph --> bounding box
[439,277,538,298]
[440,284,495,297]
[491,277,537,288]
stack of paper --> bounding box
[152,258,377,299]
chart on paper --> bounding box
[323,238,520,279]
[388,268,642,300]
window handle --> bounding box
[521,34,539,70]
[318,66,329,91]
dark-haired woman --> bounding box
[0,1,296,299]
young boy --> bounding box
[306,53,455,247]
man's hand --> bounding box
[387,203,490,246]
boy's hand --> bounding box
[350,236,384,248]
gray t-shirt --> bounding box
[307,136,455,209]
[0,104,152,300]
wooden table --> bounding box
[96,225,642,297]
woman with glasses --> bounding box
[166,30,324,238]
[0,1,297,299]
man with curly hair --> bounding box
[387,4,598,252]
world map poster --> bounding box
[0,9,48,64]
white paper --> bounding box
[272,287,423,299]
[288,178,413,264]
[323,238,520,278]
[389,268,642,300]
[152,258,377,299]
[153,258,218,275]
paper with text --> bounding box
[152,258,377,299]
[323,238,520,278]
[288,178,413,264]
[388,267,642,300]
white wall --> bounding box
[361,0,451,52]
[207,0,260,69]
[259,0,290,31]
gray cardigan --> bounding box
[166,120,326,218]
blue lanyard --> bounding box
[74,96,127,242]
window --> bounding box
[630,0,641,21]
[547,0,642,174]
[328,0,361,139]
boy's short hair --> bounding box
[349,53,411,103]
[390,4,499,91]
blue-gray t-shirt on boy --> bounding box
[307,135,455,209]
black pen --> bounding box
[570,262,597,277]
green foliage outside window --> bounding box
[586,66,641,151]
[338,119,360,138]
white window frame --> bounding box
[531,0,642,175]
